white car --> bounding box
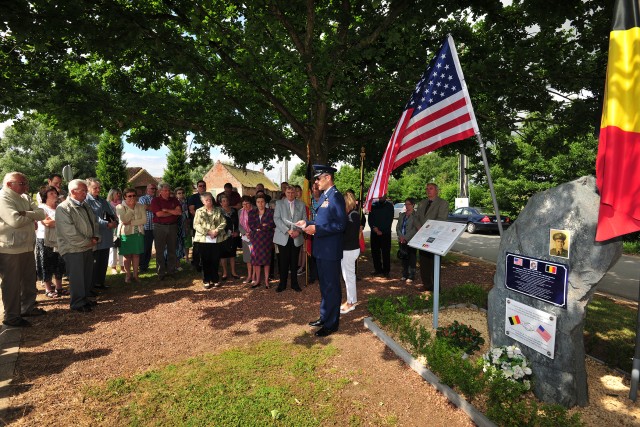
[393,202,406,219]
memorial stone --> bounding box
[488,176,622,407]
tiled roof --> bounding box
[220,163,278,190]
[126,167,158,188]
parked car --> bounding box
[447,207,511,234]
[393,202,406,219]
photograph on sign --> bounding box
[505,298,557,359]
[505,252,568,308]
[549,229,570,258]
[407,220,466,256]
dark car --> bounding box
[447,207,511,234]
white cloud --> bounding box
[123,151,168,177]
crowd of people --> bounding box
[0,168,446,336]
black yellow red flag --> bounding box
[596,0,640,241]
[301,162,313,208]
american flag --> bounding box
[365,35,479,210]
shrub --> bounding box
[436,321,485,355]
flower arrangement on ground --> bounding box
[435,320,485,355]
[482,345,533,390]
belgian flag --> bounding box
[301,161,313,208]
[596,0,640,241]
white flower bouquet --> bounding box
[482,345,533,390]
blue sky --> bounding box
[1,120,300,184]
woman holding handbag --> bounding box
[218,194,240,280]
[396,197,419,284]
[116,188,147,283]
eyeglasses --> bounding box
[314,174,328,181]
[197,184,206,187]
[73,189,88,193]
[126,194,136,198]
[9,181,27,186]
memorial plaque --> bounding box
[505,252,568,308]
[505,298,557,359]
[408,220,466,256]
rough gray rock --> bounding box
[487,176,622,407]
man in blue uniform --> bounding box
[296,165,347,337]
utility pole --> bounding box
[458,154,469,198]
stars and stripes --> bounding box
[366,35,479,210]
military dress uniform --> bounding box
[305,167,347,334]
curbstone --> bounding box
[364,317,496,427]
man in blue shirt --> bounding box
[297,165,347,337]
[138,183,157,272]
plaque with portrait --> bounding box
[549,229,570,259]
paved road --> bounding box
[451,232,640,302]
[365,219,640,302]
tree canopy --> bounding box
[0,0,612,173]
[0,115,98,191]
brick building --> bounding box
[126,167,158,195]
[202,161,279,199]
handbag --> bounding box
[113,236,122,248]
[221,235,236,257]
[397,244,409,260]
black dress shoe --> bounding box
[86,300,98,307]
[21,307,47,317]
[291,286,302,292]
[308,318,324,327]
[94,284,110,289]
[72,305,92,313]
[3,318,32,327]
[275,285,286,293]
[315,327,338,337]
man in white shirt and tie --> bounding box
[273,185,306,292]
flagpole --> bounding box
[305,142,311,286]
[630,272,640,401]
[476,133,504,236]
[357,147,366,275]
[359,147,366,217]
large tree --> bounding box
[0,0,611,173]
[0,115,98,192]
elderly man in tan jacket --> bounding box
[56,179,100,312]
[0,172,46,327]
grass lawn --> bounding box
[86,341,344,426]
[584,295,637,373]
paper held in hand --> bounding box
[407,220,466,256]
[284,219,304,230]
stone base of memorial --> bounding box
[488,176,622,407]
